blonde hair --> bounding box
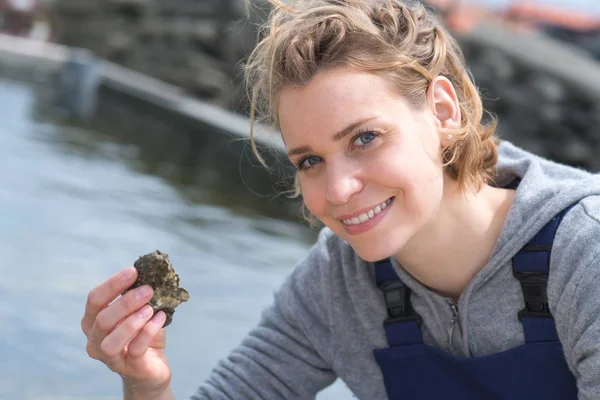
[244,0,499,219]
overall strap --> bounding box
[375,259,422,346]
[512,204,576,343]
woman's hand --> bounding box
[82,267,172,395]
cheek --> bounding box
[368,145,439,188]
[409,178,444,211]
[371,146,444,214]
[299,177,326,216]
[403,167,445,227]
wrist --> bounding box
[122,376,173,400]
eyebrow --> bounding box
[287,116,378,157]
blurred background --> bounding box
[0,0,598,399]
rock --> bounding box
[529,74,565,103]
[537,103,563,124]
[482,49,515,81]
[125,250,190,327]
[107,0,150,7]
[53,0,104,14]
[559,137,591,167]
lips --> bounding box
[338,197,394,235]
[341,198,392,225]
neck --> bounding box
[393,181,516,301]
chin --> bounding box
[348,221,418,262]
[348,239,401,263]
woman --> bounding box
[81,1,600,399]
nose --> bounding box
[326,159,363,205]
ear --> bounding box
[426,76,461,145]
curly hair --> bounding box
[244,0,499,216]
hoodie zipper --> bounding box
[447,300,459,346]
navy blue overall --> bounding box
[373,207,578,399]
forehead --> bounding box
[278,68,407,135]
[279,68,389,113]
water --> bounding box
[0,79,354,399]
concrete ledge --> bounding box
[0,34,69,70]
[0,33,300,221]
[0,33,285,153]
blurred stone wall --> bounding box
[53,0,269,110]
[52,1,600,171]
[459,28,600,172]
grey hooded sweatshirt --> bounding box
[193,141,600,399]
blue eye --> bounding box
[306,156,321,166]
[353,131,377,147]
[296,155,322,171]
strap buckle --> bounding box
[513,272,551,319]
[379,280,421,325]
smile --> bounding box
[342,198,393,225]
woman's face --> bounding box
[278,67,458,262]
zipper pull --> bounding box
[447,301,459,346]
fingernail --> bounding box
[152,311,166,325]
[136,285,152,300]
[120,267,136,281]
[138,305,153,319]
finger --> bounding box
[127,311,167,358]
[100,304,155,359]
[82,267,137,334]
[94,285,154,337]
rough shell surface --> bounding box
[124,250,190,327]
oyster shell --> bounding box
[125,250,190,327]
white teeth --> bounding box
[342,198,392,226]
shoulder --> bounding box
[578,195,600,226]
[277,228,353,289]
[553,196,600,266]
[282,227,371,303]
[548,196,600,376]
[549,196,600,308]
[298,227,360,265]
[273,227,367,326]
